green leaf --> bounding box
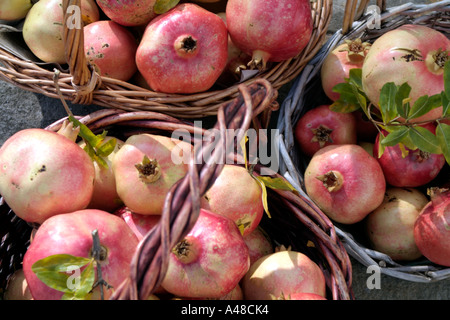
[379,82,398,124]
[442,92,450,117]
[395,83,411,118]
[348,68,363,89]
[154,0,179,14]
[255,176,298,193]
[436,122,450,165]
[96,138,117,158]
[253,176,271,219]
[408,94,442,120]
[32,254,93,294]
[380,126,410,146]
[408,126,442,154]
[444,60,450,100]
[330,83,362,113]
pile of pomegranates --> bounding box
[18,0,314,93]
[296,23,449,267]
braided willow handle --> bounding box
[62,0,99,105]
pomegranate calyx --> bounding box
[248,50,271,71]
[174,35,198,58]
[340,38,371,63]
[427,187,450,207]
[172,238,198,264]
[135,155,161,184]
[310,125,333,147]
[316,171,344,192]
[56,120,80,143]
[426,48,449,74]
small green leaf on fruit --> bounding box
[253,177,271,219]
[395,82,411,118]
[444,60,450,100]
[255,176,297,193]
[380,126,410,146]
[379,82,398,124]
[154,0,180,14]
[436,122,450,165]
[408,94,442,120]
[408,126,442,154]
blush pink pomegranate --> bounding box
[161,209,250,298]
[321,39,371,101]
[0,128,95,224]
[294,104,357,157]
[243,227,273,265]
[373,123,446,188]
[362,24,450,123]
[225,0,313,70]
[136,3,228,93]
[304,144,386,224]
[112,134,191,215]
[114,206,161,241]
[242,246,326,300]
[200,164,264,237]
[414,188,450,266]
[95,0,157,27]
[22,209,139,300]
[84,20,138,82]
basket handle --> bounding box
[62,0,99,105]
[342,0,386,35]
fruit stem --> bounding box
[135,155,161,184]
[316,170,344,192]
[91,229,112,300]
[172,236,199,264]
[248,50,271,71]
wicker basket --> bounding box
[0,0,332,119]
[0,79,353,300]
[277,0,450,283]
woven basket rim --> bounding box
[277,0,450,283]
[0,0,333,118]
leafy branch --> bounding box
[330,62,450,164]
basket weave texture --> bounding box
[0,0,332,118]
[277,0,450,283]
[0,79,353,300]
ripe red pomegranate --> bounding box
[373,123,446,188]
[112,134,191,215]
[294,104,357,157]
[84,20,138,82]
[161,209,250,298]
[200,164,264,237]
[136,3,228,93]
[225,0,313,70]
[22,209,139,300]
[365,187,429,261]
[321,39,371,101]
[362,24,450,123]
[414,188,450,266]
[243,227,273,265]
[0,128,95,224]
[96,0,157,26]
[241,246,326,300]
[304,144,386,224]
[114,206,161,241]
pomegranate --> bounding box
[373,123,446,188]
[161,209,250,298]
[0,0,33,21]
[0,128,95,224]
[114,206,161,241]
[294,104,358,157]
[112,134,191,215]
[95,0,157,27]
[285,292,327,300]
[200,164,264,236]
[22,209,139,300]
[304,144,386,224]
[362,24,450,123]
[225,0,313,70]
[414,188,450,266]
[84,20,138,82]
[22,0,99,64]
[79,136,124,213]
[321,39,371,101]
[243,227,273,265]
[353,109,379,142]
[136,3,228,93]
[241,246,326,300]
[365,187,429,261]
[3,269,33,300]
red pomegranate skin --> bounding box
[95,0,157,27]
[136,3,228,93]
[304,144,386,224]
[225,0,312,66]
[373,124,446,188]
[294,104,357,157]
[414,190,450,266]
